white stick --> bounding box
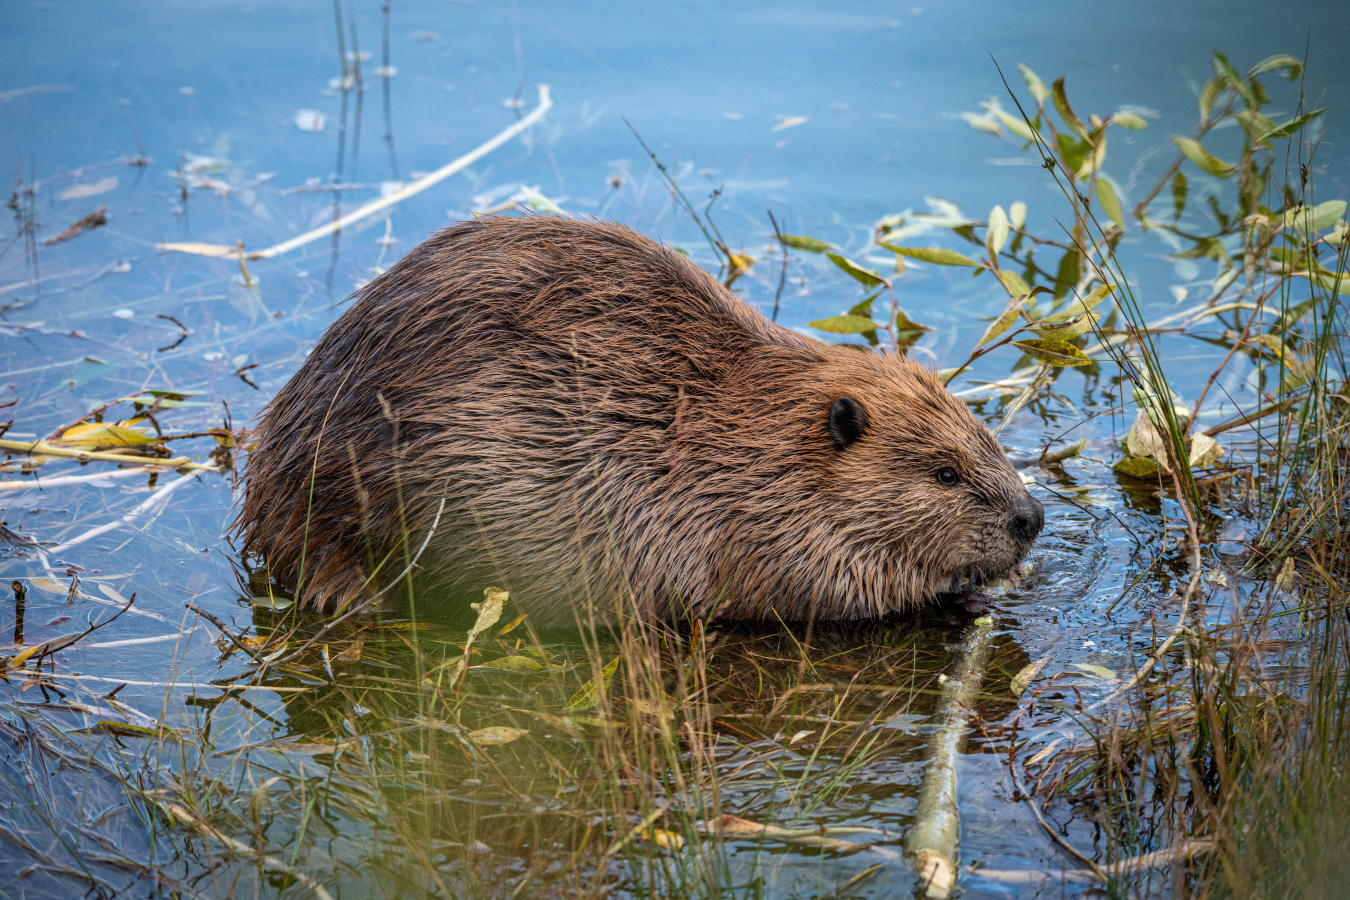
[0,465,171,491]
[47,472,196,555]
[157,84,554,261]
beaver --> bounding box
[234,216,1043,627]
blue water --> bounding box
[1,1,1348,897]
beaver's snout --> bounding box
[1008,493,1045,542]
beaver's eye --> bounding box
[936,467,959,486]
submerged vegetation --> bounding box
[0,17,1347,900]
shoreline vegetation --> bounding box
[1,43,1347,900]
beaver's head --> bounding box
[816,353,1043,604]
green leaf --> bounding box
[1011,339,1091,367]
[1072,663,1118,680]
[1009,201,1027,230]
[977,294,1030,347]
[962,111,1002,136]
[1262,109,1324,140]
[519,186,566,216]
[1052,249,1081,298]
[565,656,621,711]
[1043,283,1116,322]
[1251,53,1304,81]
[826,252,885,287]
[1172,171,1188,220]
[1188,433,1224,469]
[894,310,930,333]
[808,315,880,335]
[1018,64,1049,103]
[1285,201,1348,233]
[1114,456,1162,479]
[1173,137,1236,179]
[251,595,293,611]
[1212,51,1255,108]
[1051,77,1089,139]
[999,270,1031,298]
[1111,111,1148,130]
[779,234,835,253]
[1298,270,1350,296]
[878,242,980,267]
[986,204,1009,256]
[1055,132,1092,173]
[1077,135,1107,180]
[1199,77,1225,123]
[1096,180,1125,230]
[1027,311,1098,341]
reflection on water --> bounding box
[0,0,1347,896]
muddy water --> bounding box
[1,1,1348,897]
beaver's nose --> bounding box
[1008,494,1044,541]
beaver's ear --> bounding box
[828,398,869,450]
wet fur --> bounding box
[234,217,1040,626]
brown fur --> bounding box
[234,217,1042,626]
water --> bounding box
[1,1,1348,897]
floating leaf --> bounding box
[565,655,620,711]
[251,595,293,611]
[27,578,66,595]
[1011,654,1051,695]
[11,635,81,668]
[1096,180,1125,230]
[826,253,885,288]
[779,234,834,253]
[807,315,879,335]
[1011,339,1091,367]
[476,655,545,673]
[1072,663,1118,680]
[878,243,980,267]
[1018,64,1049,103]
[1114,456,1162,479]
[1275,557,1298,593]
[1173,137,1236,179]
[467,726,529,745]
[986,205,1009,256]
[1111,111,1148,130]
[1188,433,1224,469]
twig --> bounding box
[45,472,197,555]
[157,85,553,261]
[906,616,997,899]
[184,603,261,662]
[11,591,137,669]
[1010,764,1109,882]
[157,801,334,900]
[0,437,218,471]
[0,465,173,490]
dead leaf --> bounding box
[43,206,108,245]
[60,177,118,200]
[466,726,528,745]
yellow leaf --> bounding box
[565,655,621,711]
[467,726,529,745]
[51,422,157,449]
[643,828,686,851]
